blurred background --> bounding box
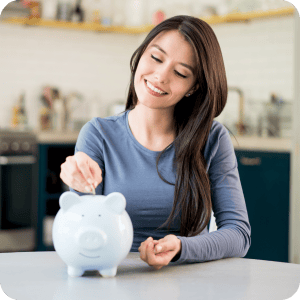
[0,0,299,265]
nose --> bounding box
[154,64,170,84]
[76,228,107,250]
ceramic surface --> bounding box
[52,191,133,277]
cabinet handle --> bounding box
[0,155,36,165]
[239,157,261,166]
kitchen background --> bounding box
[0,0,295,135]
[0,0,299,264]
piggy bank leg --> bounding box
[99,267,117,277]
[68,266,85,277]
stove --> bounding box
[0,130,38,252]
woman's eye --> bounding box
[175,71,187,78]
[151,54,161,62]
[151,54,187,78]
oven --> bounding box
[0,130,38,252]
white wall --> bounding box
[0,14,295,131]
[290,10,300,264]
[0,23,140,129]
[213,15,294,135]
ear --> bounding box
[185,83,199,97]
[105,192,126,215]
[59,191,81,212]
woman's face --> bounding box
[134,30,198,111]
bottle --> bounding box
[112,0,125,26]
[42,0,58,20]
[101,0,112,26]
[52,89,65,131]
[19,92,28,129]
[71,0,84,22]
[125,0,146,27]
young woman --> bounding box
[60,15,251,270]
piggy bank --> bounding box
[52,191,133,277]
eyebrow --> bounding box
[151,44,195,73]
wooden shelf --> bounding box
[203,6,295,25]
[0,17,153,34]
[0,7,295,33]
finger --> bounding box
[145,241,155,264]
[146,242,163,270]
[90,160,103,188]
[139,237,154,261]
[138,239,148,261]
[60,169,87,193]
[62,158,90,189]
[75,154,95,183]
[154,244,163,254]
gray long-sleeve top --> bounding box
[71,110,251,264]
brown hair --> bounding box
[125,15,227,237]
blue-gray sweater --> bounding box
[70,110,251,264]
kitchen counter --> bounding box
[0,252,299,300]
[35,130,80,144]
[36,131,291,152]
[231,136,291,152]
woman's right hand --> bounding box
[60,151,102,193]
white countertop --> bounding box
[35,131,291,152]
[0,252,299,300]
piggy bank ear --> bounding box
[105,192,126,215]
[59,191,81,212]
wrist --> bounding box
[177,237,182,255]
[171,237,182,262]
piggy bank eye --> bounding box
[98,215,101,217]
[82,215,84,217]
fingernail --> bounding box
[156,245,162,252]
[147,237,152,241]
[85,186,91,192]
[87,179,92,184]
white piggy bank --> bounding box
[52,191,133,277]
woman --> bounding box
[60,15,251,270]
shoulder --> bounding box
[206,120,231,149]
[79,112,127,140]
[204,120,235,167]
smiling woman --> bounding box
[60,15,251,270]
[133,30,197,110]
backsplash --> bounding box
[0,14,295,133]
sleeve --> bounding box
[69,118,105,196]
[170,126,251,264]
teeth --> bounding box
[146,80,166,95]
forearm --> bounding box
[171,225,251,264]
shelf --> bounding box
[202,6,295,25]
[0,7,295,33]
[0,17,153,34]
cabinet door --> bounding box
[235,150,290,263]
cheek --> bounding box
[171,82,190,98]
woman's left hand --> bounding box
[138,235,182,270]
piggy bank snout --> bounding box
[76,228,107,250]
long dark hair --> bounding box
[125,15,227,237]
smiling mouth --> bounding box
[145,80,168,96]
[79,253,100,258]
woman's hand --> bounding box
[138,235,182,270]
[60,151,102,193]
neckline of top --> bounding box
[124,110,173,156]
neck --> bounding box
[128,104,176,151]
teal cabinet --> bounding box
[235,150,290,263]
[37,143,75,251]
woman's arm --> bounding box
[69,118,105,196]
[172,123,251,264]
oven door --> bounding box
[0,155,38,251]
